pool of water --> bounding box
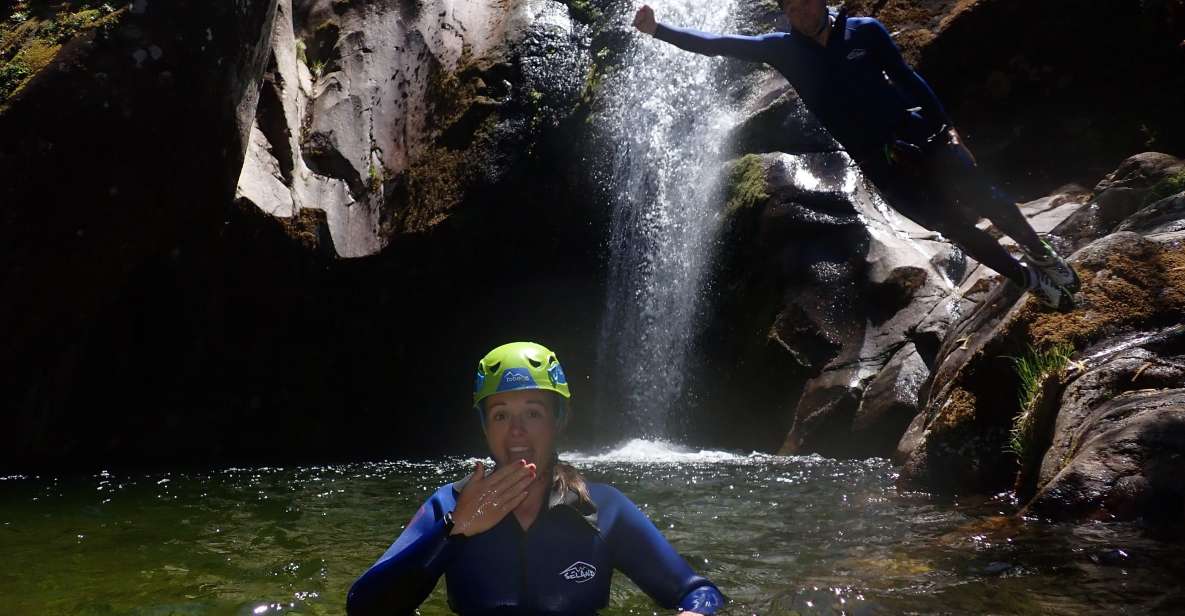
[2,440,1183,615]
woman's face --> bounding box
[483,389,562,472]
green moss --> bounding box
[295,39,307,65]
[1007,343,1074,459]
[0,2,125,106]
[0,60,29,98]
[368,162,383,192]
[723,154,769,214]
[563,0,601,24]
[1144,169,1185,205]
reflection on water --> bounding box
[2,442,1183,615]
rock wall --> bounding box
[0,0,607,470]
[1,0,280,468]
[844,0,1185,195]
[898,153,1185,522]
[236,0,593,256]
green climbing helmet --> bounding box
[472,342,571,412]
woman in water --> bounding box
[346,341,725,615]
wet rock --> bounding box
[900,227,1185,496]
[1026,388,1185,523]
[1117,192,1185,236]
[725,75,839,157]
[1035,327,1185,487]
[701,150,957,458]
[851,342,931,458]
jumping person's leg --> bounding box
[933,144,1080,292]
[866,164,1027,286]
[932,147,1045,254]
[866,158,1073,310]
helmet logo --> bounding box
[497,367,536,392]
[547,363,567,386]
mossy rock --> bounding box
[1144,169,1185,205]
[723,153,769,215]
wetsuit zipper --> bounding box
[519,525,529,610]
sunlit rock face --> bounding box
[697,150,964,457]
[0,0,604,470]
[898,153,1185,522]
[235,0,592,257]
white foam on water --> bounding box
[562,438,758,464]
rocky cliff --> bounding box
[1,0,1183,490]
[0,0,608,469]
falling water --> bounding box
[596,1,740,437]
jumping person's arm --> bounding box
[601,486,726,615]
[866,19,952,130]
[634,4,780,64]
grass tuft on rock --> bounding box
[724,154,768,215]
[1007,343,1074,459]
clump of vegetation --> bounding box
[0,1,125,106]
[295,39,307,65]
[1007,343,1075,459]
[368,162,383,192]
[1143,169,1185,205]
[311,59,325,79]
[723,154,769,214]
[563,0,602,24]
[0,60,29,99]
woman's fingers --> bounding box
[486,461,536,494]
[504,472,535,497]
[504,486,531,510]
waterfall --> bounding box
[595,1,740,438]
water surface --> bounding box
[2,440,1182,615]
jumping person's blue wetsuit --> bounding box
[657,12,949,165]
[346,474,725,615]
[653,10,1048,288]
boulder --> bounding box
[700,150,958,458]
[1026,388,1185,523]
[1116,192,1185,236]
[900,229,1185,497]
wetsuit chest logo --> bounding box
[559,561,597,584]
[845,48,867,60]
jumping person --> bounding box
[346,342,725,615]
[633,1,1080,310]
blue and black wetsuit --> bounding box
[347,477,725,615]
[654,11,1043,284]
